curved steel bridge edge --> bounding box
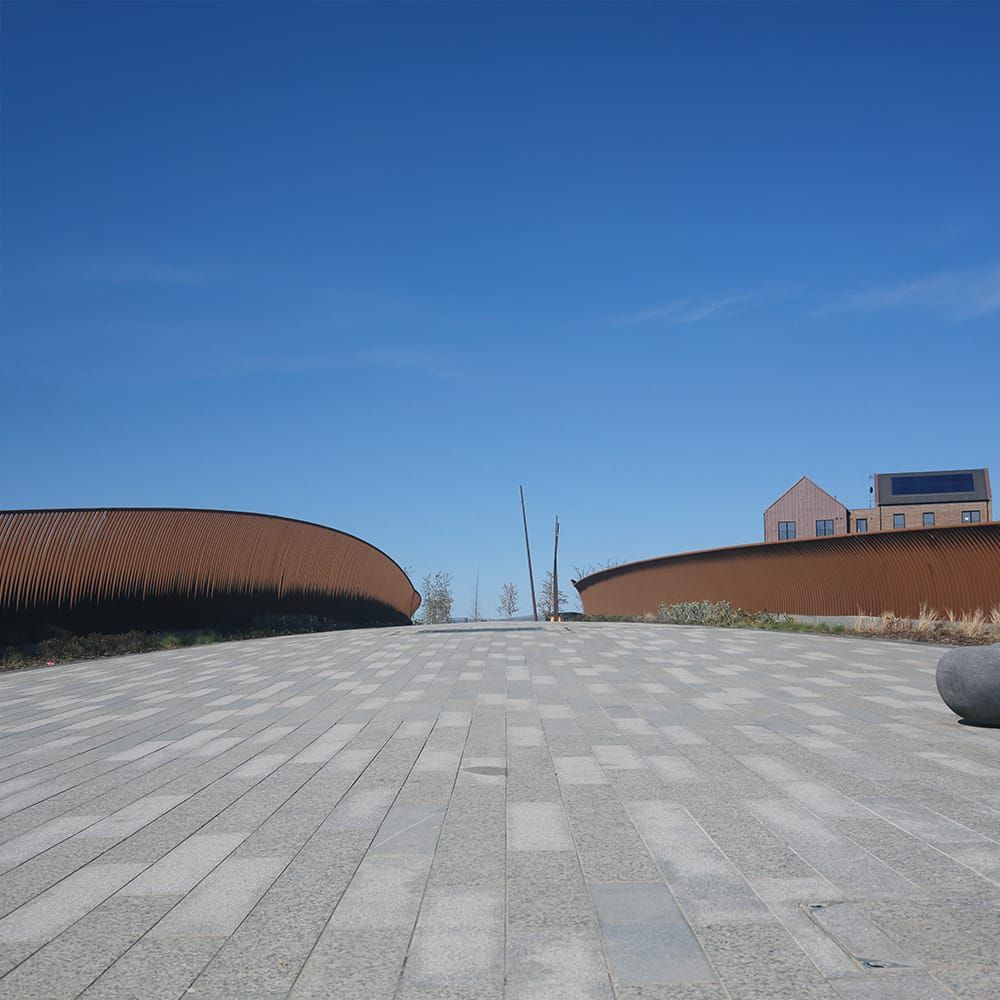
[574,524,1000,619]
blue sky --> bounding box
[3,2,998,617]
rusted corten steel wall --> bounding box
[0,509,420,643]
[575,524,1000,620]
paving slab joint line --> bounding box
[62,715,411,999]
[392,693,479,999]
[547,668,626,1000]
[0,655,383,850]
[501,653,511,1000]
[544,647,711,945]
[0,703,340,894]
[849,797,1000,889]
[167,720,419,996]
[617,786,788,989]
[0,655,349,778]
[285,686,467,997]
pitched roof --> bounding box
[764,476,844,513]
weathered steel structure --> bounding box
[575,523,1000,620]
[0,509,420,643]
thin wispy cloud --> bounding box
[612,291,769,327]
[83,260,206,286]
[225,348,461,382]
[838,262,1000,320]
[354,347,461,381]
[3,346,463,387]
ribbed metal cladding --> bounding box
[0,509,420,639]
[575,524,1000,619]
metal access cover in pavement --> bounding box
[1,621,999,999]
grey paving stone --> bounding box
[699,919,844,1000]
[508,851,595,929]
[0,813,102,873]
[288,926,408,999]
[856,899,1000,966]
[749,877,857,978]
[508,802,573,851]
[591,882,716,984]
[627,800,771,925]
[614,986,729,1000]
[807,900,918,970]
[830,972,955,999]
[414,894,505,991]
[0,622,996,998]
[0,894,178,1000]
[76,795,188,840]
[185,886,337,998]
[0,863,145,944]
[369,802,447,855]
[747,798,922,899]
[150,855,288,937]
[554,755,609,785]
[326,854,430,929]
[507,925,615,1000]
[928,962,1000,999]
[580,846,665,883]
[119,832,247,896]
[80,934,224,999]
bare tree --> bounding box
[571,559,621,610]
[497,582,519,619]
[419,571,454,624]
[572,559,622,579]
[537,571,569,621]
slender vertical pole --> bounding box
[552,515,560,622]
[520,486,538,621]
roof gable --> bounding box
[765,476,844,513]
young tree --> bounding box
[497,582,519,619]
[537,571,569,621]
[419,571,454,624]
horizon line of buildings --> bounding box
[764,467,992,543]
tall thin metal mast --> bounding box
[520,486,538,622]
[552,515,560,622]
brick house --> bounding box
[765,468,992,541]
[764,476,849,542]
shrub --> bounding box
[658,600,732,625]
[419,572,454,624]
[0,614,353,672]
[655,600,790,629]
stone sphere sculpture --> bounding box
[936,644,1000,726]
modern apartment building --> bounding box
[764,468,992,542]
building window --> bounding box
[778,521,796,540]
[962,510,981,523]
[815,519,834,536]
[893,513,905,529]
[855,518,868,533]
[923,512,936,527]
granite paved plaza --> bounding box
[1,622,999,999]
